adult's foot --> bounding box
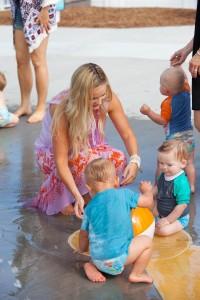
[61,204,75,216]
[27,110,45,123]
[84,262,106,283]
[129,272,153,284]
[14,106,32,118]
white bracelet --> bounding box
[129,154,141,169]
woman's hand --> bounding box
[170,47,189,66]
[120,163,138,186]
[74,195,85,219]
[37,7,50,33]
[189,53,200,78]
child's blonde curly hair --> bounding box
[158,139,189,161]
[85,158,116,184]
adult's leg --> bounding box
[14,30,33,117]
[125,235,153,283]
[194,110,200,132]
[29,37,49,123]
[185,150,196,193]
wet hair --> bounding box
[52,63,112,158]
[158,140,189,161]
[160,66,185,94]
[85,158,116,185]
[0,72,6,91]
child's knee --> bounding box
[155,226,169,236]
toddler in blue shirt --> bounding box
[79,158,154,283]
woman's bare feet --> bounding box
[129,272,153,284]
[61,204,75,216]
[27,109,45,123]
[14,106,32,118]
[84,262,106,283]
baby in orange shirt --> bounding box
[140,66,195,193]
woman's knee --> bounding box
[16,52,30,68]
[31,53,44,69]
[31,47,47,69]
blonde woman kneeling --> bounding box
[31,63,140,218]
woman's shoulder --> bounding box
[107,90,122,111]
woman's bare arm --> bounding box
[52,112,84,218]
[108,92,139,185]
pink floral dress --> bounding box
[31,90,127,215]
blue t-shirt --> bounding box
[165,91,192,138]
[81,188,139,260]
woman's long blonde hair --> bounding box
[52,63,112,158]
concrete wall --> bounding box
[91,0,197,9]
[0,0,10,10]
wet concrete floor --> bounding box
[0,117,200,300]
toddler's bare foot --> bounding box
[84,262,106,283]
[61,204,75,216]
[27,110,45,123]
[129,272,153,284]
[14,106,32,117]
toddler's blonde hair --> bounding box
[0,72,6,91]
[160,66,185,94]
[85,158,116,185]
[158,139,189,161]
[52,63,112,158]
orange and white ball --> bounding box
[131,207,155,239]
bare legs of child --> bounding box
[83,235,153,283]
[155,220,183,236]
[84,263,106,283]
[125,235,153,283]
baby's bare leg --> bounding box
[4,113,19,128]
[84,262,106,283]
[125,235,153,283]
[155,220,183,236]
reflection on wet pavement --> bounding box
[0,117,199,299]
